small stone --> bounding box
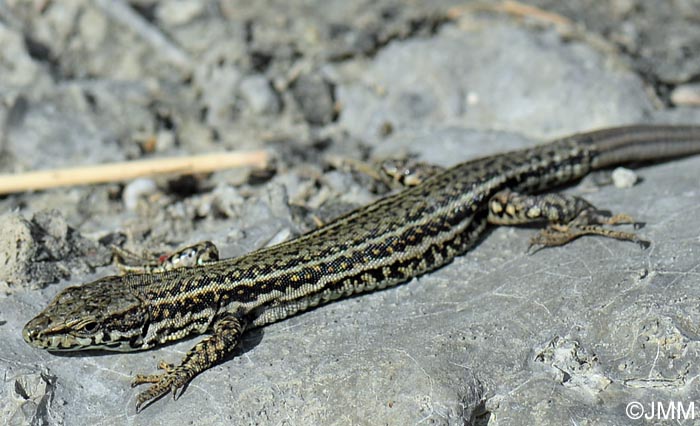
[0,213,35,285]
[156,0,206,26]
[156,129,176,152]
[195,64,242,128]
[239,75,280,114]
[33,209,68,241]
[211,184,245,218]
[78,6,108,50]
[291,74,335,125]
[611,167,638,188]
[610,0,636,16]
[670,83,700,106]
[123,178,158,211]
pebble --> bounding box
[611,167,638,188]
[122,178,158,211]
[156,0,206,26]
[239,75,281,114]
[670,83,700,106]
[291,74,334,125]
[0,213,34,285]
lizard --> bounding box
[22,124,700,411]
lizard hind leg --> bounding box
[113,241,220,274]
[487,190,649,251]
[378,158,445,187]
[527,222,649,252]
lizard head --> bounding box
[23,275,150,352]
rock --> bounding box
[239,74,281,114]
[291,74,335,125]
[0,213,35,286]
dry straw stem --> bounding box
[0,150,269,195]
[448,1,574,29]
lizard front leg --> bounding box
[132,313,247,412]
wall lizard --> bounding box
[22,125,700,411]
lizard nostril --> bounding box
[23,315,49,343]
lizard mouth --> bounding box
[23,314,50,347]
[23,312,144,351]
[23,314,84,350]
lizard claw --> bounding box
[133,363,193,412]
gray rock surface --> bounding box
[1,1,700,425]
[335,22,653,143]
[534,0,700,84]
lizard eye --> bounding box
[81,322,99,333]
